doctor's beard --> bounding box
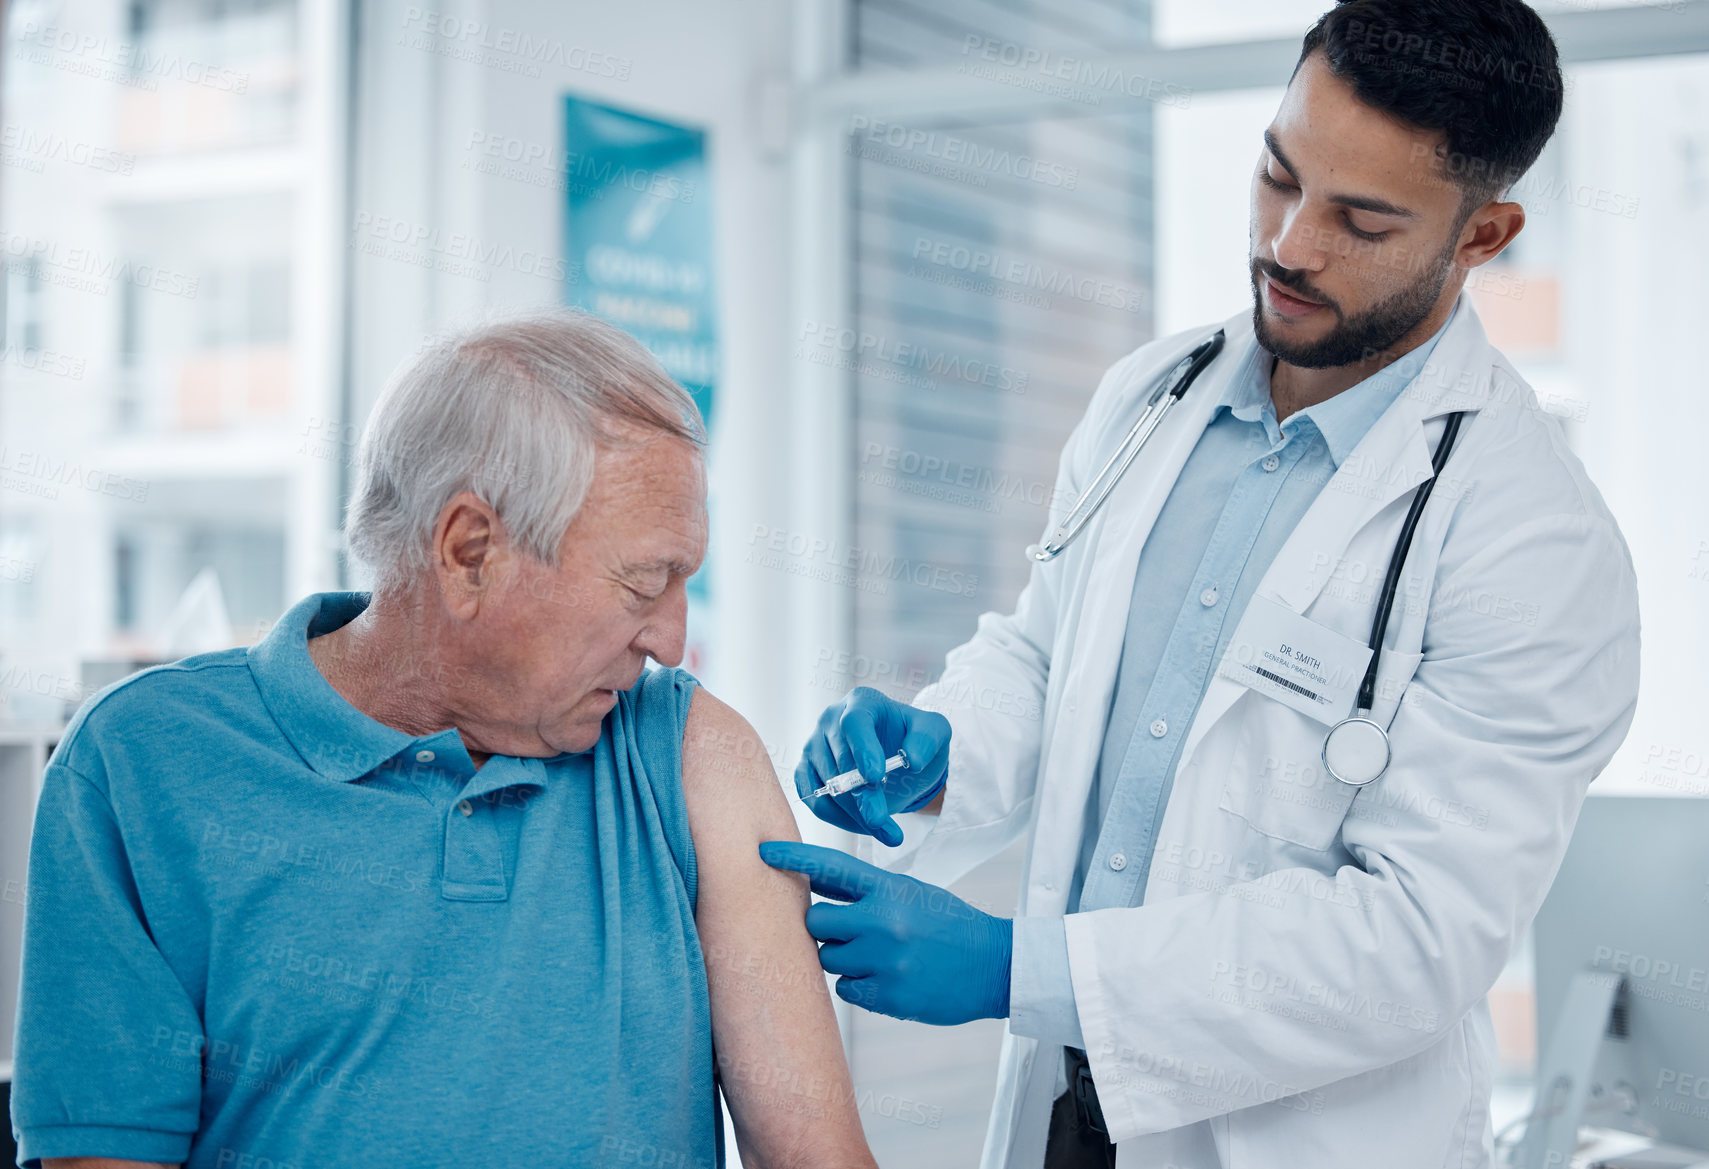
[1249,232,1459,370]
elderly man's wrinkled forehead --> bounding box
[570,429,707,564]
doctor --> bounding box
[761,0,1642,1166]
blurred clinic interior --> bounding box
[2,0,1709,1166]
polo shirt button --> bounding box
[1262,454,1281,472]
[416,749,435,763]
[1199,587,1219,607]
[1149,717,1168,738]
[1109,853,1127,871]
[458,800,473,816]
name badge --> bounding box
[1214,594,1372,727]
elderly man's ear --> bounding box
[433,491,513,616]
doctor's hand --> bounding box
[758,840,1010,1026]
[795,687,951,847]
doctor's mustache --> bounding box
[1251,257,1340,315]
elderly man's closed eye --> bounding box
[13,309,877,1169]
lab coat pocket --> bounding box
[1216,649,1424,852]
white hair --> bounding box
[344,307,705,599]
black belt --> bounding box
[1066,1046,1110,1135]
[1043,1047,1116,1169]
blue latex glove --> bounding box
[759,840,1011,1026]
[794,687,952,847]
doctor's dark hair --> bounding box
[1295,0,1563,209]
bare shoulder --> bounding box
[679,686,798,843]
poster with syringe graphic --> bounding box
[562,95,717,675]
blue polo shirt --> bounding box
[11,591,721,1169]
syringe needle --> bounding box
[803,749,910,801]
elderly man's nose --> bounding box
[635,587,688,667]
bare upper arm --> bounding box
[679,687,876,1169]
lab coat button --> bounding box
[416,749,435,763]
[1149,717,1168,738]
[1109,853,1128,871]
[458,800,473,817]
[1262,454,1281,472]
[1199,587,1218,607]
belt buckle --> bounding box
[1070,1051,1109,1135]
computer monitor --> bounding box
[1522,795,1709,1166]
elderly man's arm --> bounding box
[681,689,877,1168]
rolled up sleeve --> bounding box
[1009,915,1085,1049]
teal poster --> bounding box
[562,95,715,426]
[562,96,716,671]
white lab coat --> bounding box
[882,295,1641,1168]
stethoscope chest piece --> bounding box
[1322,716,1391,787]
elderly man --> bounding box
[10,309,875,1169]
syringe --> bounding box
[803,749,910,801]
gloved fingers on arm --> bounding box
[834,976,883,1013]
[804,899,864,943]
[758,840,887,903]
[817,937,884,980]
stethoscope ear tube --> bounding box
[1029,329,1227,563]
[1329,409,1470,788]
[1352,410,1467,711]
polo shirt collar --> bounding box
[248,591,466,784]
[1216,300,1460,466]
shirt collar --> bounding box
[248,590,487,784]
[1217,300,1460,466]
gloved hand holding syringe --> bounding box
[791,688,953,846]
[802,749,910,801]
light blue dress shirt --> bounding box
[1010,307,1457,1049]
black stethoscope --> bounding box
[1025,328,1469,787]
